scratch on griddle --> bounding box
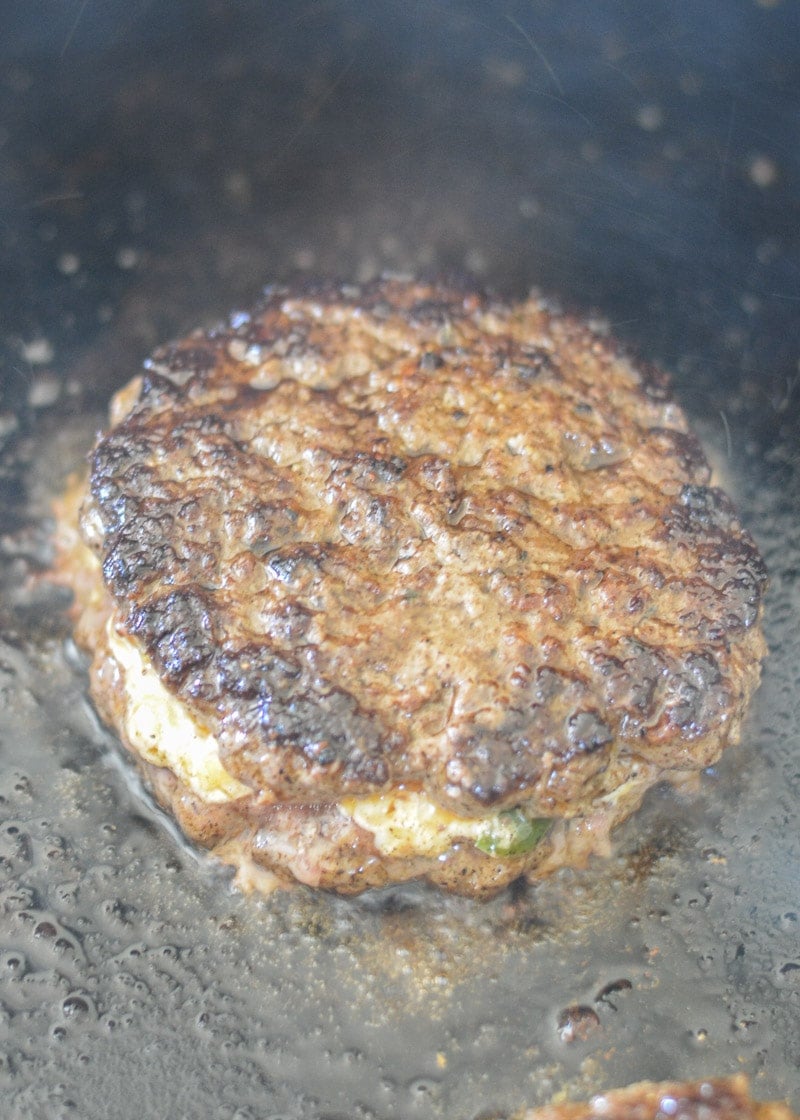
[719,410,732,461]
[600,59,646,94]
[26,192,85,209]
[506,13,564,96]
[268,55,358,173]
[774,370,799,414]
[534,90,597,133]
[714,100,738,218]
[61,0,90,58]
[62,0,159,58]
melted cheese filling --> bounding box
[107,624,251,803]
[107,625,549,856]
[342,792,517,857]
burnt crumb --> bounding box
[267,552,303,584]
[91,433,140,489]
[531,666,577,706]
[303,741,338,766]
[171,413,229,439]
[445,728,538,807]
[682,651,722,690]
[719,573,764,631]
[245,502,300,557]
[594,977,633,1008]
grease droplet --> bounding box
[556,1004,600,1042]
[62,995,89,1018]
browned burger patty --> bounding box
[54,277,767,897]
[515,1076,796,1120]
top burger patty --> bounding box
[65,277,766,893]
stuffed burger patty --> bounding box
[54,277,767,897]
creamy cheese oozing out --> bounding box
[107,623,252,803]
[342,792,515,857]
[107,625,547,856]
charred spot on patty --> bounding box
[54,276,767,898]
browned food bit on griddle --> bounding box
[515,1075,796,1120]
[53,276,767,897]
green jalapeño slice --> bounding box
[475,809,551,858]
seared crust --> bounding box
[54,522,666,898]
[516,1076,796,1120]
[56,276,767,895]
[82,278,765,809]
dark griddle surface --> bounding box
[1,3,799,1117]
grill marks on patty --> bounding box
[60,277,767,894]
[83,280,765,810]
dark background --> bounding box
[2,2,799,429]
[0,3,799,1118]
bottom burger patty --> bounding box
[515,1076,796,1120]
[57,498,668,897]
[54,277,767,898]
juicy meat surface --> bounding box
[56,276,767,896]
[516,1076,796,1120]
